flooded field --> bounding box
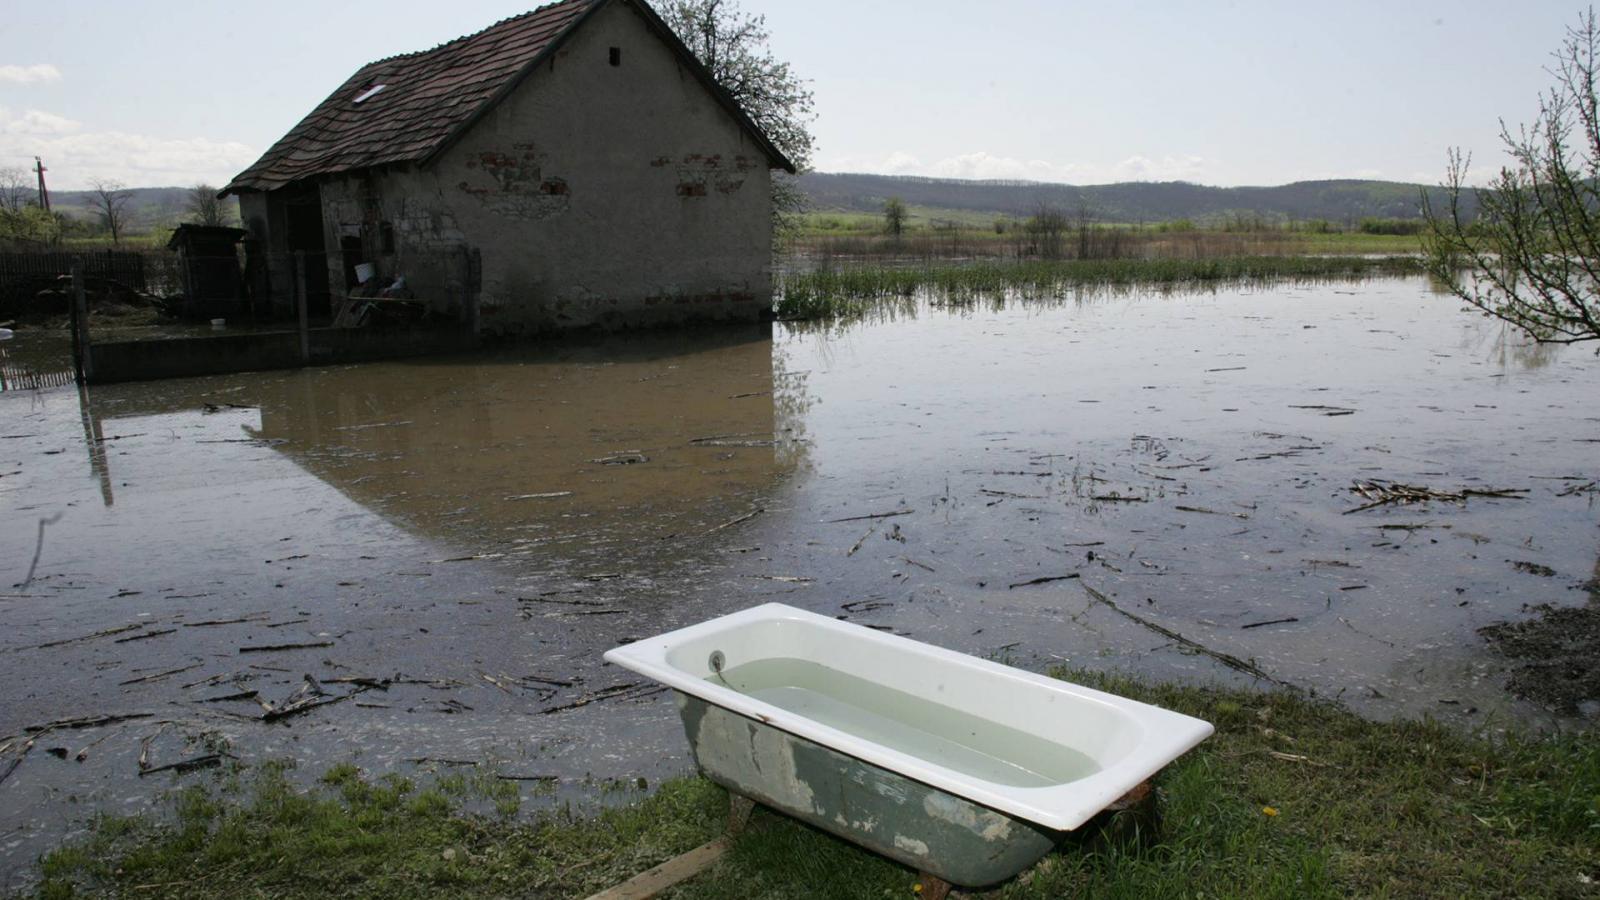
[2,275,1597,883]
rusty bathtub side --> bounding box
[677,692,1060,888]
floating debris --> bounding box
[1345,480,1529,514]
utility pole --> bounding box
[33,157,50,211]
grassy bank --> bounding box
[24,673,1597,899]
[776,255,1424,321]
[790,215,1428,259]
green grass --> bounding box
[800,206,1012,234]
[23,673,1597,899]
[775,256,1425,321]
[1295,231,1426,254]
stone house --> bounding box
[221,0,794,332]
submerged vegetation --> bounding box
[26,674,1597,899]
[790,209,1429,261]
[776,256,1424,321]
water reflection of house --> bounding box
[246,326,788,549]
[220,0,793,331]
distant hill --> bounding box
[798,172,1468,224]
[43,177,1455,233]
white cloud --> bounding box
[0,108,257,188]
[1110,155,1208,183]
[0,64,62,85]
[818,150,1210,186]
[0,108,80,136]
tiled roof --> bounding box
[223,0,793,195]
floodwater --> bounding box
[1,276,1598,883]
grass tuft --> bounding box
[775,256,1424,321]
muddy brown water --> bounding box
[2,275,1598,883]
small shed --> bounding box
[167,225,247,317]
[221,0,794,332]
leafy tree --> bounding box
[883,197,907,238]
[187,183,227,227]
[0,205,61,246]
[1027,204,1068,259]
[87,178,134,244]
[660,0,816,240]
[1423,9,1600,347]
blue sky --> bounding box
[0,0,1585,190]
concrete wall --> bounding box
[301,0,776,333]
[87,328,479,384]
[239,191,293,318]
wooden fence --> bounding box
[0,250,157,314]
[0,250,148,290]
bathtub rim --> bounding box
[604,603,1214,831]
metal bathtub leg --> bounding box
[728,792,757,835]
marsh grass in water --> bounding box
[775,256,1424,321]
[24,673,1597,899]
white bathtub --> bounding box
[605,603,1213,886]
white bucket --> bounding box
[0,328,13,341]
[355,263,376,284]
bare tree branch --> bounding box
[187,184,227,227]
[1423,8,1600,347]
[87,178,134,245]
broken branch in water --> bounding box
[520,595,608,608]
[1081,583,1297,690]
[114,628,176,644]
[259,676,365,723]
[1242,617,1301,630]
[118,663,203,687]
[0,726,57,787]
[1175,506,1251,519]
[708,508,762,534]
[138,754,225,777]
[1345,480,1528,514]
[182,616,270,628]
[27,713,154,733]
[828,509,914,524]
[539,682,661,715]
[1008,574,1081,590]
[238,642,335,654]
[24,623,143,651]
[846,527,876,557]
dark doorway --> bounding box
[283,185,332,317]
[340,236,364,290]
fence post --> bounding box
[464,246,482,343]
[69,260,92,384]
[294,250,310,364]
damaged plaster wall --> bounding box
[317,175,477,318]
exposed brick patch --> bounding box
[674,152,746,197]
[459,144,570,220]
